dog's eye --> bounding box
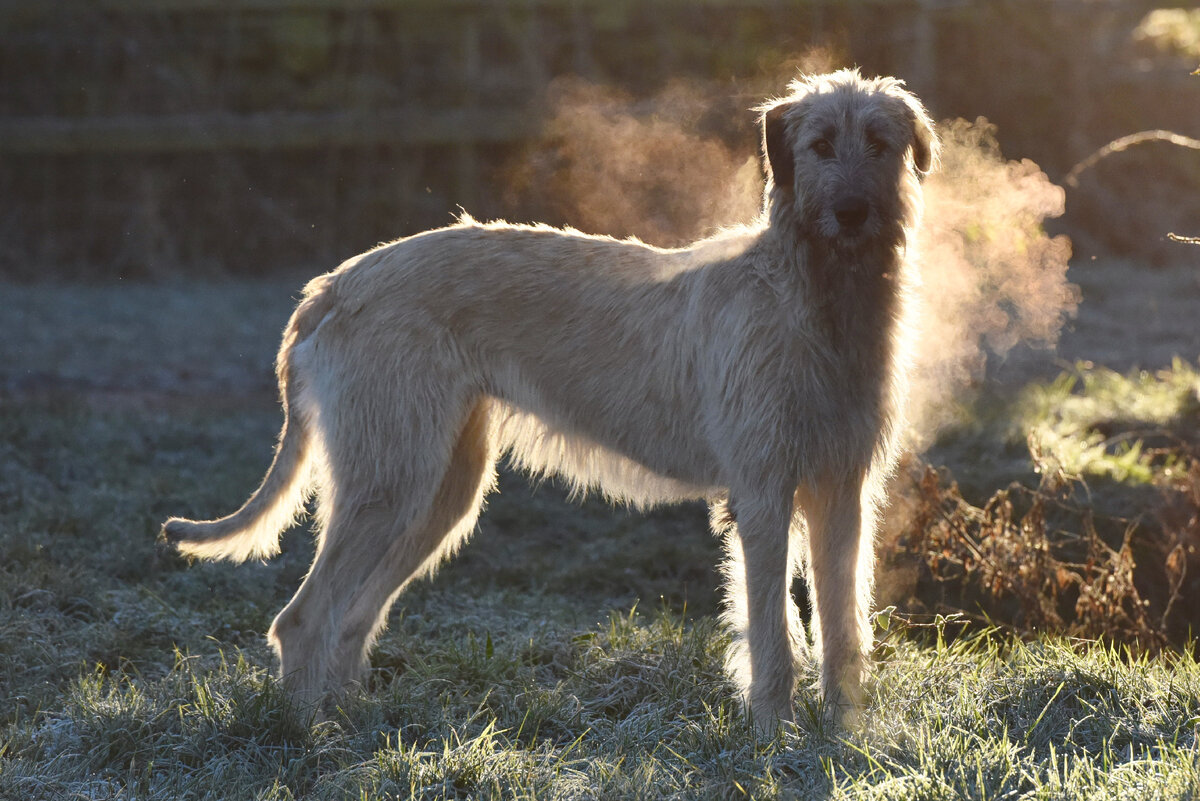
[811,139,835,159]
[866,135,887,158]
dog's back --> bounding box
[305,220,789,494]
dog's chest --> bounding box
[770,315,901,475]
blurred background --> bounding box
[2,0,1197,280]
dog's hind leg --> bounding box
[786,513,813,668]
[268,395,498,707]
[327,397,498,689]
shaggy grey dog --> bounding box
[164,69,937,731]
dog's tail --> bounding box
[162,277,335,562]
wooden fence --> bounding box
[0,0,1192,276]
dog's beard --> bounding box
[789,197,903,264]
[828,211,909,261]
[830,226,872,254]
[803,221,907,277]
[814,218,877,257]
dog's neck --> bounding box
[809,239,905,367]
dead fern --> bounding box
[887,444,1200,651]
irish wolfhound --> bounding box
[164,69,936,730]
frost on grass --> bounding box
[853,635,1200,801]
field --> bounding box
[0,257,1198,800]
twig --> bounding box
[1065,129,1200,188]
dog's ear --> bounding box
[900,93,938,178]
[761,102,795,197]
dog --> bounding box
[164,69,937,731]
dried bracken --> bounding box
[888,442,1200,651]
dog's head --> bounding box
[759,69,938,248]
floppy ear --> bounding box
[762,103,795,197]
[904,96,939,177]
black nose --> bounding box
[834,196,869,229]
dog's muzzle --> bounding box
[833,196,870,232]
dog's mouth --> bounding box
[802,203,889,252]
[835,223,871,243]
[827,219,879,251]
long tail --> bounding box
[161,277,335,562]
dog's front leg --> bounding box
[802,475,871,724]
[733,497,797,731]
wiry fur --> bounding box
[162,70,937,730]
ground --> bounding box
[1008,258,1200,374]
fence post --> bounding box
[455,15,481,212]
